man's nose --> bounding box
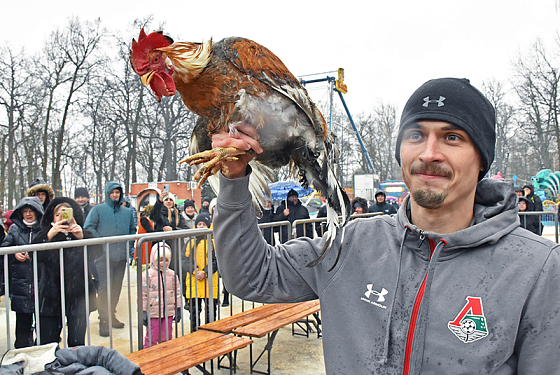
[419,133,443,162]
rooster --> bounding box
[129,29,351,267]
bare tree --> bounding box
[482,78,516,177]
[512,38,560,171]
[45,17,107,194]
[0,46,37,205]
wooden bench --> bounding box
[231,300,321,375]
[200,302,297,333]
[125,329,252,375]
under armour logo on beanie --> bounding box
[395,78,496,181]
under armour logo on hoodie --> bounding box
[423,96,446,107]
[365,284,388,302]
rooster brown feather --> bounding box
[129,29,351,268]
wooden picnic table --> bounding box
[231,300,321,375]
[200,302,297,333]
[125,329,252,375]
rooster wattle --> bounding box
[129,28,351,267]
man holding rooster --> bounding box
[211,78,560,374]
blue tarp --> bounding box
[268,181,313,201]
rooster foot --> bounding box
[179,147,245,186]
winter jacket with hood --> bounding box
[214,170,560,375]
[142,246,181,318]
[84,182,136,261]
[1,197,44,313]
[26,179,55,212]
[32,197,101,317]
[273,197,313,241]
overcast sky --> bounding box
[2,0,559,115]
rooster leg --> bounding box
[179,147,246,185]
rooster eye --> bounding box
[154,56,160,63]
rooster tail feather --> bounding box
[304,148,351,269]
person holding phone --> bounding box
[33,198,100,346]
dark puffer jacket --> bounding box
[33,197,101,317]
[1,197,44,313]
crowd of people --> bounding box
[0,180,226,348]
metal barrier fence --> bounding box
[0,210,556,355]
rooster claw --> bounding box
[179,147,245,185]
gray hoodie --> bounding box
[214,171,560,374]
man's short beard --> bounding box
[412,189,446,210]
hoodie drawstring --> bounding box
[379,226,411,364]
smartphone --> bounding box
[163,184,170,193]
[60,207,73,223]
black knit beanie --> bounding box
[395,78,496,180]
[195,212,212,228]
[75,187,89,199]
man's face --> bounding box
[185,206,195,216]
[197,221,208,229]
[202,201,209,207]
[524,187,531,196]
[288,195,298,204]
[515,191,523,197]
[376,194,385,203]
[110,189,121,201]
[35,191,47,204]
[75,196,89,205]
[519,201,527,211]
[400,120,482,211]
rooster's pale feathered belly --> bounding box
[231,89,324,170]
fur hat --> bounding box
[395,78,495,180]
[26,179,55,202]
[352,197,368,211]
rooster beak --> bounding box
[141,70,155,87]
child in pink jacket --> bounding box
[142,242,181,347]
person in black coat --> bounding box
[74,187,93,221]
[518,196,541,235]
[273,189,313,243]
[33,197,101,347]
[1,196,44,348]
[368,191,397,215]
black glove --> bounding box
[143,311,148,326]
[175,308,182,323]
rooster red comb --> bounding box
[132,28,173,49]
[131,28,174,55]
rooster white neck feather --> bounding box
[162,39,213,82]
